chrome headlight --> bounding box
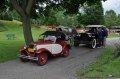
[24,46,27,49]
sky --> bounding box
[102,0,120,15]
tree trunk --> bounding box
[10,0,35,45]
[22,16,33,45]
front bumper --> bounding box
[18,54,38,61]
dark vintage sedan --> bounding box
[74,25,104,48]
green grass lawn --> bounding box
[108,33,120,38]
[0,20,45,62]
[76,47,120,78]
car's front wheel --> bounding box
[90,39,96,49]
[37,53,48,66]
[62,46,69,57]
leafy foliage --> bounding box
[36,7,78,27]
[104,10,118,28]
[1,0,105,18]
[1,0,107,20]
[77,1,104,25]
[10,10,20,21]
[55,10,78,27]
[0,0,12,20]
[0,0,8,13]
[117,14,120,26]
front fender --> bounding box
[20,47,25,51]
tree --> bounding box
[54,10,78,27]
[4,0,106,45]
[43,8,58,26]
[0,0,12,20]
[10,10,20,21]
[77,1,104,26]
[117,14,120,26]
[0,0,8,13]
[10,0,34,45]
[104,10,118,28]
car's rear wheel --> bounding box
[90,39,96,49]
[62,46,69,57]
[37,53,48,66]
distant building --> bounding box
[109,26,120,33]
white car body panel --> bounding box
[36,44,62,54]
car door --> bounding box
[51,44,62,54]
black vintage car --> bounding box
[74,25,104,48]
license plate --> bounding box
[28,48,34,52]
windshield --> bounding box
[44,35,56,42]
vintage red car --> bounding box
[19,31,70,66]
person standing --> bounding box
[97,27,103,48]
[102,27,108,48]
[72,28,78,37]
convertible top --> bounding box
[42,31,66,37]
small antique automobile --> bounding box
[19,31,70,66]
[74,25,104,48]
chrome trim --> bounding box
[18,54,38,61]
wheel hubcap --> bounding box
[39,53,47,65]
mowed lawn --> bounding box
[0,20,45,62]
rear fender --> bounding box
[63,43,69,50]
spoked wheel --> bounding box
[62,46,69,57]
[37,53,48,66]
[90,39,96,49]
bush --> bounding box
[0,13,13,21]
